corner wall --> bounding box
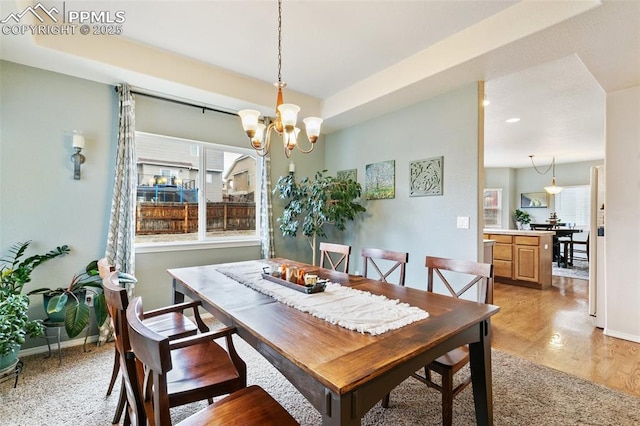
[324,83,482,289]
[604,85,640,342]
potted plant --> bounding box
[274,170,366,265]
[0,241,69,370]
[28,260,108,339]
[514,209,532,229]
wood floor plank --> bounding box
[492,275,640,397]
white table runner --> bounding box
[216,261,429,336]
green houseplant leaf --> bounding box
[65,301,91,338]
[0,241,67,356]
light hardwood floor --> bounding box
[491,275,640,397]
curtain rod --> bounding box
[114,86,238,117]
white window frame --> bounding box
[135,132,261,253]
[483,188,503,228]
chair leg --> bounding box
[106,347,120,396]
[111,380,126,424]
[441,370,454,426]
[381,392,390,408]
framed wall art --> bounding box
[409,156,443,197]
[520,192,549,208]
[365,160,395,200]
[337,168,357,182]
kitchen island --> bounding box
[483,229,555,289]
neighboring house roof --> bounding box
[223,155,252,181]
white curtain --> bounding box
[100,83,136,344]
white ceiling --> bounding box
[1,0,639,168]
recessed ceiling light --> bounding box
[506,118,520,123]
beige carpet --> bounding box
[2,335,639,425]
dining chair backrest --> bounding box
[126,297,173,426]
[572,230,590,261]
[426,256,494,304]
[103,272,145,425]
[361,248,408,286]
[319,242,351,273]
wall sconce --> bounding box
[71,132,85,180]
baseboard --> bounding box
[603,328,640,344]
[18,312,217,357]
[18,334,101,357]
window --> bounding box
[554,185,590,229]
[483,188,502,228]
[135,132,260,245]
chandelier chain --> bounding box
[277,0,282,84]
[529,155,555,175]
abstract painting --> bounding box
[409,156,443,197]
[337,168,357,182]
[365,160,395,200]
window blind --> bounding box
[555,185,590,229]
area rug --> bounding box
[2,331,638,425]
[552,259,589,280]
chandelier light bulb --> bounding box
[238,109,261,138]
[252,123,266,149]
[278,104,300,128]
[303,117,323,143]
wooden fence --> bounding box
[136,202,256,235]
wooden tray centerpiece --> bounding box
[260,273,328,294]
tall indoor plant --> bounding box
[274,170,366,265]
[0,241,69,368]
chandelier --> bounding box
[238,0,323,158]
[529,155,563,194]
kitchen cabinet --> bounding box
[483,230,553,289]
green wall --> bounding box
[0,61,324,350]
[1,60,482,350]
[1,61,116,350]
[324,83,483,289]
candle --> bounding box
[72,133,85,149]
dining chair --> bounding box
[102,272,223,425]
[363,247,409,408]
[361,248,408,286]
[98,258,121,400]
[319,242,351,273]
[572,231,589,261]
[98,257,142,406]
[126,297,297,426]
[384,256,493,426]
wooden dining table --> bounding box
[168,259,500,425]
